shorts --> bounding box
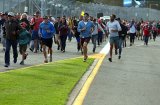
[19,44,27,54]
[41,38,53,48]
[31,30,39,40]
[109,36,119,45]
[80,37,91,46]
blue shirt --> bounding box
[39,21,56,39]
[78,20,94,38]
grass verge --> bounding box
[0,58,94,105]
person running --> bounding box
[30,11,43,53]
[58,17,69,53]
[92,18,105,53]
[1,12,8,52]
[78,13,94,62]
[73,16,81,52]
[18,22,31,65]
[4,12,20,67]
[39,16,56,63]
[107,14,121,62]
[129,19,136,46]
[54,17,61,50]
[116,18,128,59]
[143,24,150,46]
[152,24,157,41]
[20,13,30,31]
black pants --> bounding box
[5,39,18,65]
[60,35,67,51]
[130,33,136,44]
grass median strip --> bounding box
[0,58,94,105]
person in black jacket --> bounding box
[54,17,61,50]
[73,16,81,52]
[117,18,128,59]
[4,12,20,67]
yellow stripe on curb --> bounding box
[73,53,106,105]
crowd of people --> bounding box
[0,11,160,67]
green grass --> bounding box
[0,58,94,105]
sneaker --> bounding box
[13,58,17,64]
[93,48,95,53]
[49,55,52,62]
[115,50,118,55]
[48,54,50,57]
[44,59,48,63]
[30,48,33,52]
[24,53,28,60]
[57,46,60,50]
[4,64,9,67]
[34,51,37,53]
[40,48,43,52]
[83,56,88,62]
[62,50,65,53]
[118,56,121,59]
[20,61,24,65]
[108,58,112,62]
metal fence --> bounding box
[0,0,159,21]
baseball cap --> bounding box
[43,16,48,19]
[8,12,15,17]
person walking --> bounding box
[4,12,20,67]
[107,14,121,62]
[78,13,94,62]
[39,16,55,63]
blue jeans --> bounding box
[144,36,149,45]
[118,37,123,56]
[5,39,18,65]
[92,34,98,50]
[98,31,103,45]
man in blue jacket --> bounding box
[39,16,55,63]
[78,13,94,62]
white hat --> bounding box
[8,12,15,17]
